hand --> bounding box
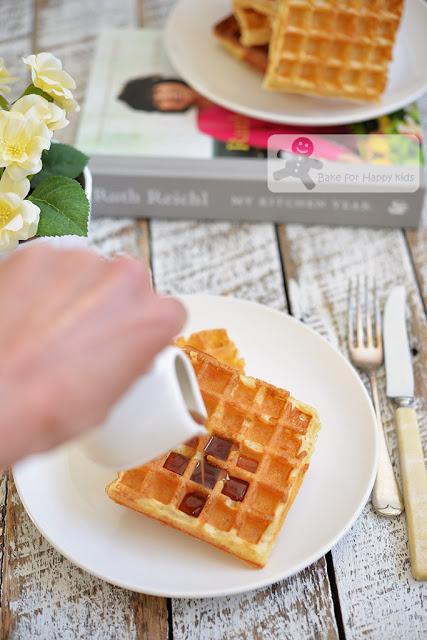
[0,245,186,468]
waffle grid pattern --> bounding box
[264,0,404,101]
[237,0,278,16]
[233,0,273,46]
[107,345,320,566]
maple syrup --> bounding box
[222,476,249,502]
[163,452,189,476]
[205,435,233,461]
[191,458,221,489]
[179,492,207,517]
[188,410,208,485]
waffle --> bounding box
[264,0,404,102]
[213,15,269,75]
[175,328,245,371]
[107,344,320,567]
[233,0,273,46]
[240,0,278,16]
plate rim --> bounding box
[164,0,427,127]
[13,294,379,598]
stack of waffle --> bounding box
[214,0,404,102]
[107,330,320,567]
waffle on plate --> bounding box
[107,330,320,568]
[213,14,269,74]
[233,0,273,46]
[214,0,404,103]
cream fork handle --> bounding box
[370,373,404,517]
[395,407,427,581]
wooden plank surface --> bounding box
[279,225,427,640]
[1,0,427,638]
[151,220,339,640]
[0,1,159,639]
[0,2,33,631]
[406,95,427,310]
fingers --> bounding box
[0,244,186,459]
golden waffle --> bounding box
[176,328,245,371]
[233,0,280,18]
[241,0,278,16]
[213,15,269,75]
[107,344,320,567]
[233,0,273,46]
[264,0,404,102]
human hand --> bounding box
[0,245,186,467]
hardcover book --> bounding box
[77,29,425,228]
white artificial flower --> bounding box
[0,58,17,95]
[23,52,79,112]
[0,110,51,180]
[12,94,68,131]
[0,171,40,252]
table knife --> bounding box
[384,286,427,580]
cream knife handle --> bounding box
[395,407,427,581]
[370,374,403,517]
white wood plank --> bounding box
[0,0,32,41]
[406,94,427,308]
[151,221,285,309]
[279,224,427,640]
[151,220,339,640]
[1,475,168,640]
[0,2,163,638]
[172,560,337,640]
[0,0,33,624]
[0,0,33,100]
[36,0,136,50]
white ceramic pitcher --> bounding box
[79,346,207,470]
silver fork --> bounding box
[348,276,403,517]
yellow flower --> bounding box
[23,52,79,113]
[0,110,51,180]
[0,57,17,95]
[0,171,40,252]
[12,94,68,131]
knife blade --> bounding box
[383,285,427,581]
[383,286,414,401]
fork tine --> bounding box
[356,275,364,347]
[365,275,373,347]
[348,278,355,349]
[373,279,382,348]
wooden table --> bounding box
[1,1,426,638]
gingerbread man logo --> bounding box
[273,136,323,191]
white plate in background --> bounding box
[165,0,427,126]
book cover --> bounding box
[77,28,424,228]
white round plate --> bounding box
[165,0,427,127]
[13,295,377,598]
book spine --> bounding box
[91,172,424,229]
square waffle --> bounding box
[106,342,320,567]
[233,0,273,46]
[213,15,269,74]
[264,0,404,102]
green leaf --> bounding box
[29,176,89,238]
[20,84,53,102]
[31,143,89,189]
[0,95,9,110]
